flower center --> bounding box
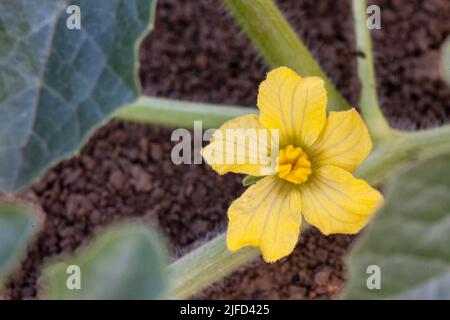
[277,145,312,184]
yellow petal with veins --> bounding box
[201,114,273,176]
[300,165,383,235]
[258,67,327,147]
[310,109,372,173]
[227,176,302,262]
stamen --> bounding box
[277,145,312,184]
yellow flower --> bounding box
[202,67,383,262]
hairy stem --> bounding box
[352,0,393,143]
[115,96,256,129]
[356,126,450,185]
[167,234,259,299]
[224,0,348,111]
[441,36,450,86]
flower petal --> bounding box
[258,67,327,147]
[202,114,274,176]
[310,109,372,173]
[300,165,383,235]
[227,176,302,262]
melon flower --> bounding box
[202,67,383,262]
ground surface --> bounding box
[3,0,450,299]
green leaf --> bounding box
[441,37,450,86]
[343,153,450,299]
[0,203,41,292]
[0,0,156,192]
[41,222,168,300]
[242,175,263,187]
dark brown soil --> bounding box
[371,0,450,129]
[3,0,450,299]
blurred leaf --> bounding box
[343,153,450,299]
[441,37,450,86]
[0,203,41,292]
[41,222,168,300]
[242,175,263,187]
[0,0,156,192]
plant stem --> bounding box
[115,96,256,129]
[441,36,450,86]
[224,0,348,112]
[352,0,393,143]
[167,233,259,299]
[356,125,450,185]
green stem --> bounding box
[224,0,348,112]
[352,0,392,143]
[168,234,259,299]
[114,96,256,129]
[356,126,450,185]
[441,36,450,86]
